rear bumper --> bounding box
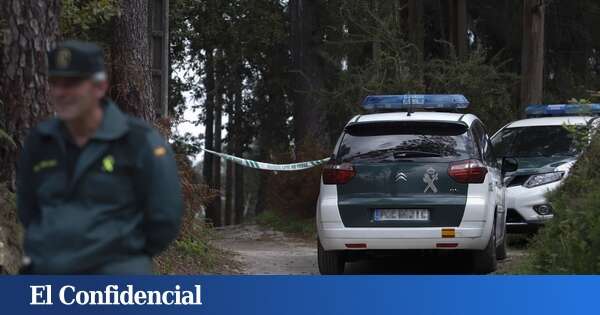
[316,180,495,251]
[318,221,490,250]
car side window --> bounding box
[472,121,496,166]
[478,122,497,167]
[470,122,484,160]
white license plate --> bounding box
[373,209,430,221]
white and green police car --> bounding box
[491,104,600,233]
[316,95,518,274]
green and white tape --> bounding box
[201,148,330,171]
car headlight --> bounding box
[523,172,564,188]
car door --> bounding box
[472,121,505,243]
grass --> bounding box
[255,210,316,239]
[154,222,239,275]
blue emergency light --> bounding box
[525,104,600,117]
[362,94,470,111]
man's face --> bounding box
[48,77,107,121]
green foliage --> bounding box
[256,210,316,239]
[157,222,225,274]
[424,49,519,132]
[60,0,120,40]
[321,4,519,136]
[520,134,600,273]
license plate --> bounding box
[373,209,430,221]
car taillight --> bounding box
[322,163,356,185]
[448,159,488,184]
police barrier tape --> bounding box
[201,148,330,171]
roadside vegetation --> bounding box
[518,133,600,273]
[256,210,316,240]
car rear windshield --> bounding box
[492,125,584,158]
[336,121,475,163]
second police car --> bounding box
[316,95,518,274]
[491,104,600,233]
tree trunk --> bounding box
[233,62,244,224]
[407,0,424,63]
[109,0,154,121]
[202,49,215,185]
[289,0,328,151]
[203,48,219,225]
[0,0,59,185]
[0,0,60,274]
[211,50,224,227]
[448,0,468,59]
[234,163,244,225]
[224,159,233,225]
[520,0,545,112]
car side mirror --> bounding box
[501,157,518,174]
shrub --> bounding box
[521,134,600,273]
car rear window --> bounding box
[336,121,475,163]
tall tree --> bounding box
[289,0,329,151]
[520,0,545,110]
[109,0,154,121]
[211,50,225,227]
[0,0,60,185]
[203,48,220,225]
[407,0,425,61]
[0,0,60,274]
[448,0,468,58]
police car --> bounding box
[491,104,600,233]
[316,95,518,274]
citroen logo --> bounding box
[395,172,408,182]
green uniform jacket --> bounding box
[16,100,183,274]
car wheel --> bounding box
[471,221,497,274]
[317,239,345,275]
[496,233,507,260]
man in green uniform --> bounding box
[16,40,183,274]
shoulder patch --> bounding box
[153,146,167,157]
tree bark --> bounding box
[520,0,545,112]
[407,0,424,62]
[448,0,468,59]
[109,0,154,121]
[0,0,60,274]
[233,63,244,224]
[289,0,328,150]
[211,50,224,227]
[203,48,219,225]
[233,163,244,224]
[224,159,233,225]
[0,0,59,185]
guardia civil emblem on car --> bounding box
[423,167,439,193]
[395,172,408,182]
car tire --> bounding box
[317,239,345,275]
[471,222,497,274]
[496,234,507,260]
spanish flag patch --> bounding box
[154,146,167,157]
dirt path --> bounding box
[211,224,317,275]
[212,224,525,275]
